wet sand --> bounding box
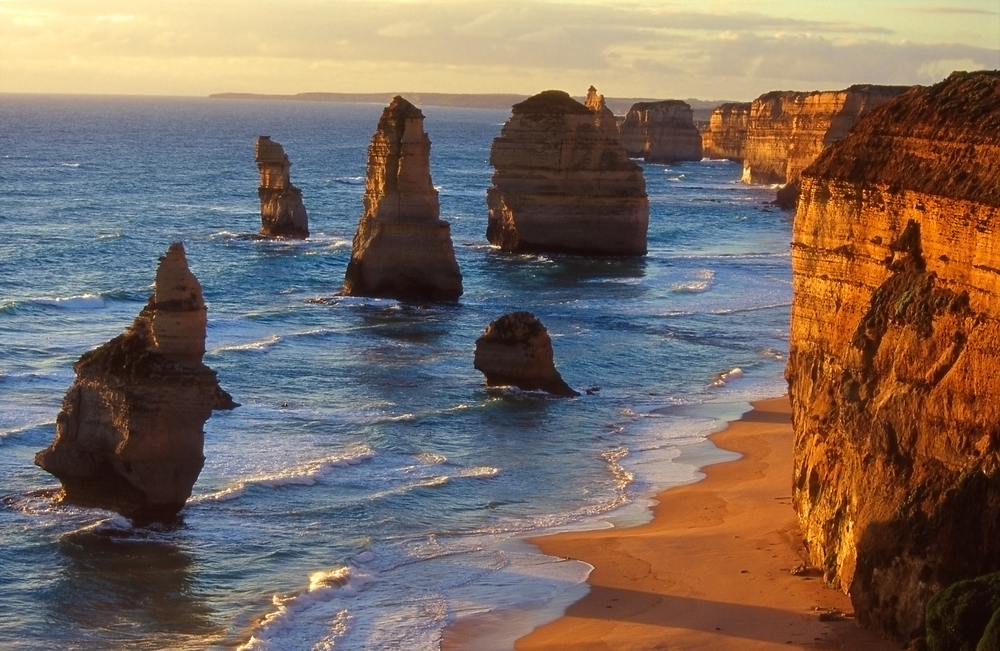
[444,396,898,651]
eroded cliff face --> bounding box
[700,102,750,162]
[786,71,1000,640]
[255,136,309,239]
[474,312,578,397]
[342,96,463,302]
[35,243,236,522]
[620,100,702,163]
[486,89,649,256]
[742,85,910,187]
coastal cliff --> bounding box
[486,89,649,255]
[742,85,909,207]
[35,243,236,522]
[255,136,309,239]
[620,100,702,162]
[343,96,463,302]
[699,102,750,162]
[786,71,1000,640]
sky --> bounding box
[1,0,998,100]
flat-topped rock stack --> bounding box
[486,88,649,256]
[342,96,463,302]
[620,99,703,163]
[255,136,309,239]
[474,312,578,397]
[786,71,1000,641]
[35,243,236,522]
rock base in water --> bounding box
[256,136,309,239]
[35,243,236,522]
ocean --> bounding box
[0,94,791,650]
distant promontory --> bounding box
[209,92,727,119]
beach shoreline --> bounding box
[443,395,898,651]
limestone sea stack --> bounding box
[486,89,649,255]
[255,136,309,239]
[342,96,463,302]
[619,100,703,163]
[786,71,1000,640]
[741,84,910,207]
[474,312,578,397]
[699,102,751,162]
[35,243,237,522]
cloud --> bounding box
[902,5,998,14]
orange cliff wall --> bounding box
[786,71,1000,641]
[700,102,750,162]
[742,85,910,186]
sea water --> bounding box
[0,95,791,650]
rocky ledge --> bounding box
[620,99,702,163]
[474,312,578,397]
[255,136,309,238]
[35,243,236,522]
[342,96,463,302]
[486,88,649,255]
[786,71,1000,640]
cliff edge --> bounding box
[786,70,1000,640]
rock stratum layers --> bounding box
[486,89,649,255]
[742,84,910,188]
[255,136,309,239]
[343,96,463,302]
[619,99,703,163]
[35,243,236,521]
[786,71,1000,640]
[699,102,751,162]
[474,312,578,397]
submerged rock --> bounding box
[474,312,578,397]
[35,243,236,522]
[255,136,309,239]
[486,88,649,255]
[342,96,463,302]
[786,71,1000,640]
[619,99,703,163]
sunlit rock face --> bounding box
[474,311,578,397]
[786,71,1000,641]
[741,85,910,188]
[619,100,702,163]
[342,96,463,302]
[486,89,649,256]
[35,243,236,522]
[700,102,750,162]
[255,136,309,239]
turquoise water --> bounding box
[0,94,791,650]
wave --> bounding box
[671,270,715,294]
[711,367,745,387]
[190,447,376,504]
[238,566,374,651]
[331,176,365,186]
[30,294,107,310]
[59,162,81,168]
[210,335,282,355]
[709,301,792,315]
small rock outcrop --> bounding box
[786,71,1000,640]
[699,102,751,162]
[741,85,910,191]
[255,136,309,239]
[342,96,463,302]
[35,243,236,522]
[474,312,578,397]
[486,88,649,256]
[620,100,703,162]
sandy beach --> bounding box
[445,396,900,651]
